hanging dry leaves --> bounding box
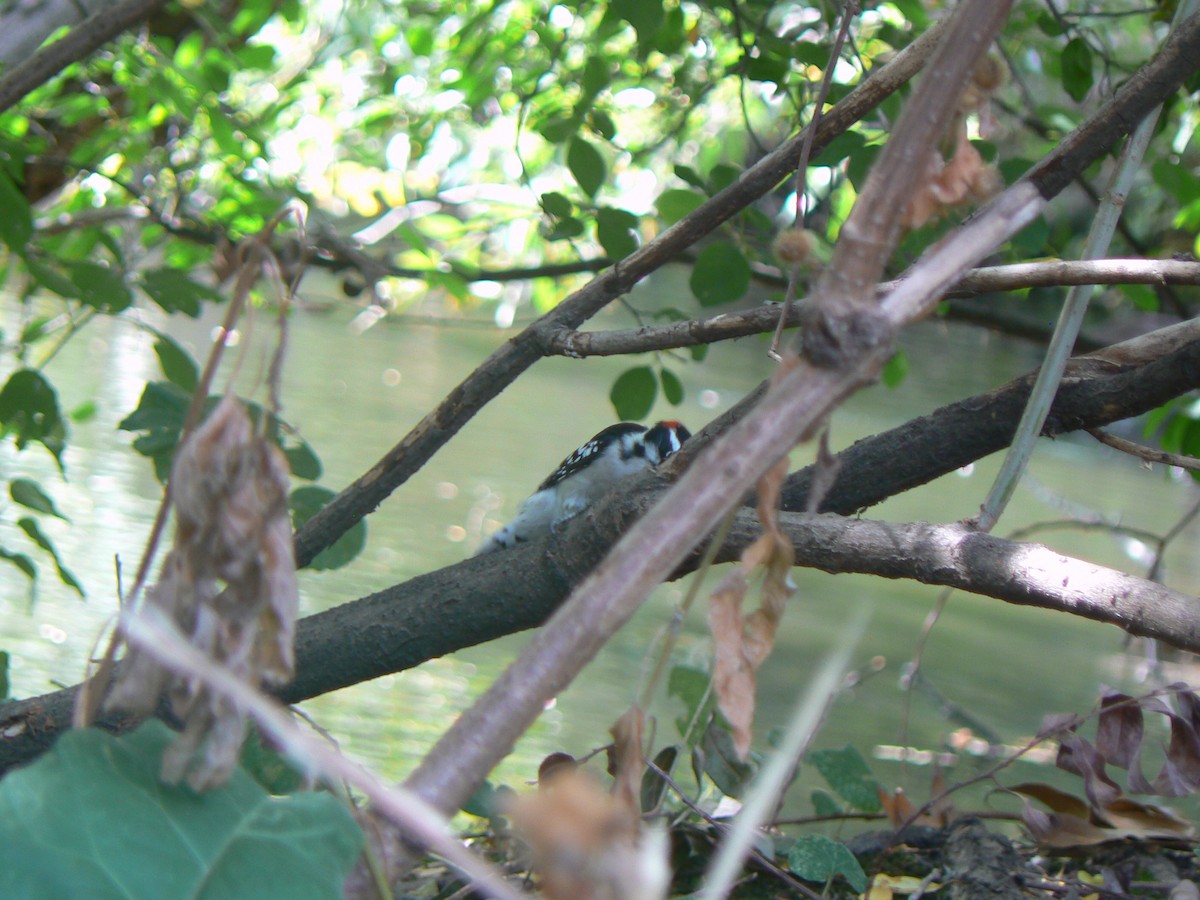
[901,129,1002,230]
[106,394,299,790]
[708,455,796,760]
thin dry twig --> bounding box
[1088,428,1200,473]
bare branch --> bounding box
[547,259,1200,358]
[756,514,1200,651]
[1088,429,1200,472]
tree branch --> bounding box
[0,0,170,115]
[546,259,1200,358]
[2,317,1199,775]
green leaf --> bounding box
[544,215,585,241]
[0,169,32,251]
[0,650,8,701]
[68,261,133,313]
[655,188,705,224]
[239,728,305,795]
[10,478,67,520]
[0,722,363,899]
[810,789,842,817]
[540,191,574,218]
[153,334,200,393]
[808,745,882,812]
[700,720,756,799]
[1061,37,1094,103]
[25,257,80,299]
[640,745,678,813]
[612,0,664,49]
[588,108,616,141]
[881,348,908,389]
[668,664,712,738]
[581,55,609,97]
[689,242,751,307]
[786,834,867,892]
[140,268,221,318]
[810,130,867,168]
[609,366,657,421]
[290,486,366,571]
[659,367,684,405]
[118,381,192,481]
[283,437,323,481]
[17,517,83,596]
[673,165,705,188]
[1119,283,1159,312]
[0,548,37,602]
[595,207,639,260]
[567,136,606,196]
[0,369,67,467]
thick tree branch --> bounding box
[0,0,170,115]
[2,318,1199,775]
[546,259,1200,358]
[736,514,1200,652]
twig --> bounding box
[119,607,525,900]
[549,259,1200,358]
[1088,428,1200,472]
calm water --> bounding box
[3,283,1198,817]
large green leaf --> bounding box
[609,365,657,421]
[786,834,867,892]
[567,136,606,196]
[140,267,223,318]
[0,368,67,467]
[595,206,639,260]
[0,722,363,899]
[0,169,32,251]
[16,517,83,596]
[689,241,751,306]
[153,334,201,392]
[1060,37,1094,103]
[118,380,192,481]
[68,260,133,313]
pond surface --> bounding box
[3,281,1198,819]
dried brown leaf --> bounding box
[705,457,796,761]
[708,570,755,759]
[1096,690,1144,770]
[609,707,645,819]
[1057,733,1122,809]
[106,395,299,790]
